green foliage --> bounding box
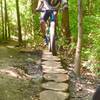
[69,0,78,38]
[82,14,100,75]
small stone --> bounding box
[42,82,69,91]
[40,90,69,100]
[26,58,33,62]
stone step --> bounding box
[42,55,60,61]
[43,68,68,74]
[42,61,61,66]
[41,82,69,91]
[42,64,63,69]
[40,50,70,100]
[40,90,69,100]
[43,73,69,82]
[42,50,52,55]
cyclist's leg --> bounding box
[40,12,46,38]
[49,11,58,33]
[40,11,50,45]
[49,11,56,38]
[40,11,50,37]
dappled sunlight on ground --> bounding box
[85,88,95,93]
[0,67,32,80]
[0,44,42,100]
[66,64,99,100]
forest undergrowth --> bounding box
[59,47,100,100]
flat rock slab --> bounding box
[42,64,63,69]
[43,73,69,82]
[43,68,67,74]
[40,90,69,100]
[42,61,61,66]
[42,50,52,55]
[42,55,60,61]
[42,82,69,91]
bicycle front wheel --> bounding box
[49,22,56,56]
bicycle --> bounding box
[36,9,57,56]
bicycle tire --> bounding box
[49,30,56,56]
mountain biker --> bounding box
[36,0,67,45]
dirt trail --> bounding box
[0,45,42,100]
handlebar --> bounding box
[36,8,64,12]
[36,9,57,12]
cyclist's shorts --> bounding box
[40,11,56,22]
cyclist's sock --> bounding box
[43,34,50,46]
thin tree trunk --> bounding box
[31,0,38,43]
[31,0,35,36]
[4,0,7,40]
[87,0,93,15]
[31,0,38,13]
[16,0,22,44]
[8,17,10,39]
[1,0,4,39]
[74,0,83,76]
[3,0,10,40]
[62,0,71,44]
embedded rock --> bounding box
[42,82,69,91]
[44,73,69,82]
[40,90,69,100]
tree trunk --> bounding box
[74,0,83,76]
[4,0,7,40]
[30,0,38,43]
[8,17,10,39]
[87,0,93,15]
[31,0,38,13]
[16,0,22,44]
[1,0,4,39]
[4,0,10,40]
[61,0,71,44]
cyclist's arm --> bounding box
[36,0,44,10]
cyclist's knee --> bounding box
[40,21,46,37]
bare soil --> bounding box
[0,43,42,100]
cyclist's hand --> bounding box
[62,4,67,10]
[59,5,67,12]
[51,7,57,11]
[36,8,41,12]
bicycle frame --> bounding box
[36,9,57,55]
[42,11,56,55]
